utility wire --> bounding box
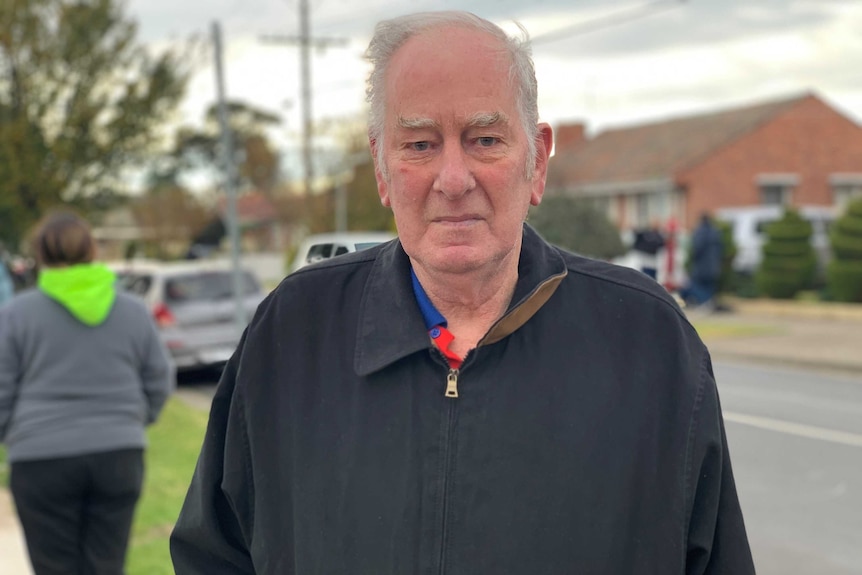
[532,0,687,46]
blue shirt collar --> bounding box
[410,267,447,330]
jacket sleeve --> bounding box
[0,306,19,442]
[139,308,175,424]
[170,330,256,574]
[685,354,756,574]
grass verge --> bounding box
[0,397,208,575]
[692,320,784,340]
[0,445,7,487]
[128,397,208,575]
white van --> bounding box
[290,232,396,274]
[715,205,836,274]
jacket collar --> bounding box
[354,224,568,376]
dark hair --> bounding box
[33,211,95,267]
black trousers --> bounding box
[10,448,144,575]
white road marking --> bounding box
[724,411,862,448]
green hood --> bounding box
[38,264,117,326]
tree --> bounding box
[0,0,189,247]
[826,197,862,302]
[298,115,394,234]
[130,183,211,259]
[528,196,626,260]
[755,209,816,299]
[170,101,282,195]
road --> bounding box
[715,361,862,575]
[176,361,862,574]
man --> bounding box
[683,213,725,308]
[632,220,666,280]
[171,11,754,574]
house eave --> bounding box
[554,177,677,197]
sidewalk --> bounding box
[693,298,862,376]
[0,298,860,573]
[0,489,32,574]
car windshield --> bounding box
[116,273,152,296]
[164,271,259,303]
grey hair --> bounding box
[365,11,539,180]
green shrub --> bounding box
[528,197,626,260]
[755,209,815,299]
[717,220,737,294]
[827,198,862,302]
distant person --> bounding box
[682,212,724,307]
[0,211,175,575]
[632,220,666,280]
[171,11,754,574]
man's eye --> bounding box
[411,141,430,151]
[477,137,498,147]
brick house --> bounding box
[547,92,862,234]
[216,190,292,252]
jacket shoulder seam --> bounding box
[233,377,256,543]
[682,352,710,550]
[560,256,691,326]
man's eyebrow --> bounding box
[397,116,439,130]
[466,112,508,128]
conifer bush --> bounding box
[717,220,738,294]
[826,197,862,302]
[755,209,816,299]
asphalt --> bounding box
[1,298,860,572]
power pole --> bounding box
[212,21,246,335]
[261,0,347,198]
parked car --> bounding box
[110,260,266,372]
[715,205,837,274]
[290,232,395,273]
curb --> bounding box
[724,297,862,322]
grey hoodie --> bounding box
[0,287,174,462]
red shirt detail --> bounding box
[431,326,462,370]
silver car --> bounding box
[112,261,265,372]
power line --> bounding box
[260,0,349,197]
[532,0,687,46]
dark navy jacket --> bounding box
[171,225,754,574]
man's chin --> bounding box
[424,246,492,275]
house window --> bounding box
[759,184,791,206]
[834,184,862,208]
[756,173,797,206]
[635,194,650,227]
[830,174,862,209]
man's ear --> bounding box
[369,137,391,207]
[530,123,554,206]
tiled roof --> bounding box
[547,93,812,189]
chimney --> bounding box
[554,123,586,154]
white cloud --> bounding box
[129,0,862,161]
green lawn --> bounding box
[128,398,209,574]
[1,397,208,575]
[0,445,7,487]
[691,320,783,340]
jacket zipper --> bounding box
[445,368,459,398]
[438,379,458,574]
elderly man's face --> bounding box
[373,25,552,277]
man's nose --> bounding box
[433,143,475,199]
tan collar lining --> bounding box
[479,271,567,347]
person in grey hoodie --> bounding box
[0,210,174,575]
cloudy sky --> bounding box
[127,0,862,147]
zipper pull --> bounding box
[445,369,459,398]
